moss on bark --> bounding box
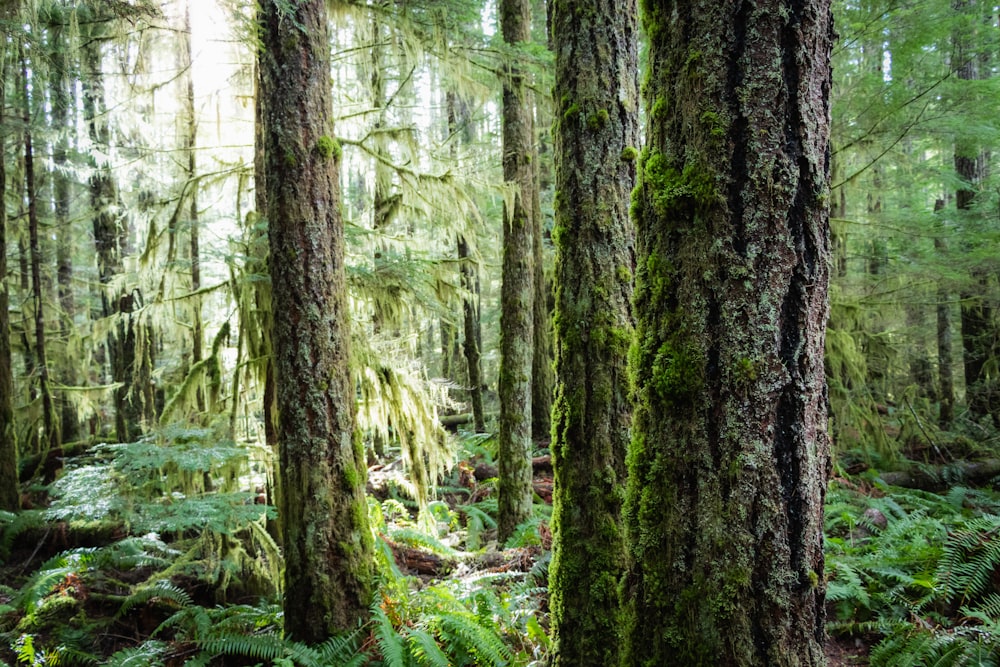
[621,1,833,665]
[497,0,536,543]
[258,0,374,642]
[547,0,639,664]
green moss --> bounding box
[315,134,340,161]
[620,146,639,161]
[699,110,727,138]
[587,109,610,130]
[651,96,667,120]
[617,264,632,283]
[643,151,718,220]
[651,337,701,404]
[283,149,297,169]
[733,357,759,386]
[342,462,360,489]
[563,103,581,121]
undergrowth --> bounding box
[827,475,1000,665]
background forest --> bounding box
[1,0,1000,665]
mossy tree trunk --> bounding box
[258,0,374,642]
[83,37,149,442]
[547,0,638,664]
[621,1,832,664]
[0,30,19,511]
[22,42,58,453]
[49,22,80,443]
[531,95,553,442]
[497,0,536,543]
[934,200,955,428]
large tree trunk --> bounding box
[0,29,19,511]
[934,200,955,429]
[497,0,536,543]
[954,1,997,427]
[547,0,638,664]
[621,2,832,664]
[258,0,374,642]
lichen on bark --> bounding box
[621,1,833,665]
[547,0,639,664]
[257,0,374,642]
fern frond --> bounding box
[103,640,171,667]
[405,626,450,667]
[373,605,407,667]
[117,580,193,617]
[436,609,511,666]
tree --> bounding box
[0,14,18,511]
[257,0,374,642]
[547,0,638,663]
[497,0,536,542]
[621,1,833,664]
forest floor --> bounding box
[12,439,990,666]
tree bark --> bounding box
[934,200,955,429]
[621,2,832,664]
[258,0,374,642]
[83,37,149,442]
[22,42,57,452]
[547,0,637,664]
[497,0,536,543]
[531,95,553,442]
[0,29,19,511]
[49,22,80,443]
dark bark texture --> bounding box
[621,2,832,665]
[497,0,536,543]
[258,0,374,642]
[547,0,638,664]
[0,38,19,511]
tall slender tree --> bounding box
[621,1,832,663]
[257,0,374,642]
[497,0,536,543]
[547,0,638,663]
[0,17,19,511]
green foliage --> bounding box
[826,479,1000,665]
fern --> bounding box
[373,604,408,667]
[405,626,451,667]
[102,640,171,667]
[117,580,193,617]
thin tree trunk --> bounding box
[180,0,204,413]
[458,234,485,432]
[547,0,638,663]
[934,200,955,428]
[49,21,79,443]
[22,42,57,452]
[497,0,535,543]
[258,0,374,641]
[0,31,20,511]
[622,1,832,663]
[531,96,553,442]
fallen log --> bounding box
[473,456,552,481]
[877,459,1000,491]
[384,537,455,576]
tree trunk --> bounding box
[547,0,638,664]
[497,0,536,543]
[622,2,832,664]
[954,1,997,427]
[531,95,553,442]
[83,37,148,442]
[22,42,57,452]
[49,23,79,443]
[180,0,204,414]
[0,30,19,511]
[934,200,955,429]
[258,0,374,642]
[458,234,486,432]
